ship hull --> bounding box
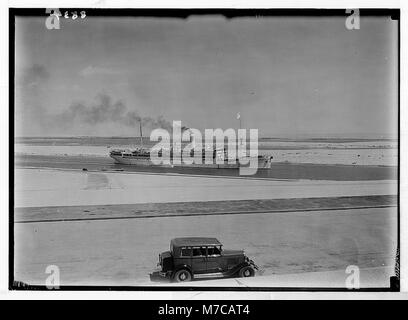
[110,155,271,169]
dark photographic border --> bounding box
[9,7,401,292]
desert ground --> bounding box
[14,206,397,287]
[13,165,398,288]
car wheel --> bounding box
[173,269,192,282]
[239,266,255,278]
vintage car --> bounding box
[150,237,260,282]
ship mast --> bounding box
[237,112,243,147]
[139,119,143,148]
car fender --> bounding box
[225,261,253,276]
[173,264,193,275]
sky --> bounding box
[14,14,398,138]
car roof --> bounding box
[171,237,222,247]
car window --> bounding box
[192,246,206,257]
[181,247,192,257]
[207,246,221,256]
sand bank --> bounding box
[14,168,397,208]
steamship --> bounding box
[109,146,271,169]
[109,122,272,169]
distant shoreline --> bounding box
[15,136,398,143]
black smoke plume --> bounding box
[56,93,173,132]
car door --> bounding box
[206,246,223,273]
[191,246,207,274]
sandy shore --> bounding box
[14,168,397,208]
